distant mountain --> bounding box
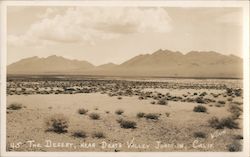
[115,49,243,78]
[7,50,243,78]
[7,55,94,74]
[96,63,117,69]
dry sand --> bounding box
[7,85,243,152]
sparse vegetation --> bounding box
[165,112,170,117]
[208,116,239,129]
[195,97,205,104]
[72,130,87,138]
[92,131,105,138]
[193,131,206,138]
[7,103,22,110]
[89,113,100,120]
[45,114,69,133]
[193,105,207,113]
[136,112,145,118]
[157,98,168,105]
[119,119,137,129]
[78,108,88,115]
[218,100,226,104]
[228,104,242,119]
[227,141,242,152]
[115,109,124,115]
[145,113,160,120]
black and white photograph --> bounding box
[0,0,249,157]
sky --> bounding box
[7,6,243,66]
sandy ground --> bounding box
[7,90,243,152]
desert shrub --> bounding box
[218,100,226,104]
[220,117,239,129]
[72,130,87,138]
[195,97,205,104]
[193,92,198,95]
[215,103,225,107]
[92,131,105,138]
[227,141,242,152]
[105,111,110,114]
[157,98,168,105]
[116,118,124,123]
[151,101,156,104]
[193,105,207,113]
[199,92,207,97]
[7,103,22,110]
[208,117,223,129]
[227,98,233,102]
[117,96,122,100]
[89,113,100,120]
[165,112,170,117]
[115,109,124,115]
[193,131,207,138]
[208,116,239,129]
[228,104,242,119]
[45,114,69,133]
[145,113,160,120]
[78,108,88,115]
[138,96,145,100]
[136,112,145,118]
[234,89,242,97]
[119,120,137,129]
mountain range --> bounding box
[7,49,243,78]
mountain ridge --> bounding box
[7,49,243,78]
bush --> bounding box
[157,98,168,105]
[193,105,207,113]
[45,114,69,133]
[218,100,226,104]
[119,120,137,129]
[89,113,100,120]
[7,103,22,110]
[227,141,242,152]
[151,101,156,104]
[195,97,205,104]
[72,130,87,138]
[220,117,239,129]
[115,109,124,115]
[165,112,170,117]
[208,117,223,129]
[228,104,242,119]
[116,118,123,123]
[145,113,160,120]
[78,108,88,115]
[117,96,122,100]
[215,103,225,107]
[136,112,145,118]
[193,131,207,138]
[208,116,239,129]
[92,131,105,138]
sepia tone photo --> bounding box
[1,1,249,156]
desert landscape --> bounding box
[5,6,245,153]
[6,75,243,152]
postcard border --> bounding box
[0,1,249,157]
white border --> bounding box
[0,1,249,157]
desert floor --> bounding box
[6,78,243,152]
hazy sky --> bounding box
[7,6,243,65]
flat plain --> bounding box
[6,76,243,152]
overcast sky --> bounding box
[7,6,243,65]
